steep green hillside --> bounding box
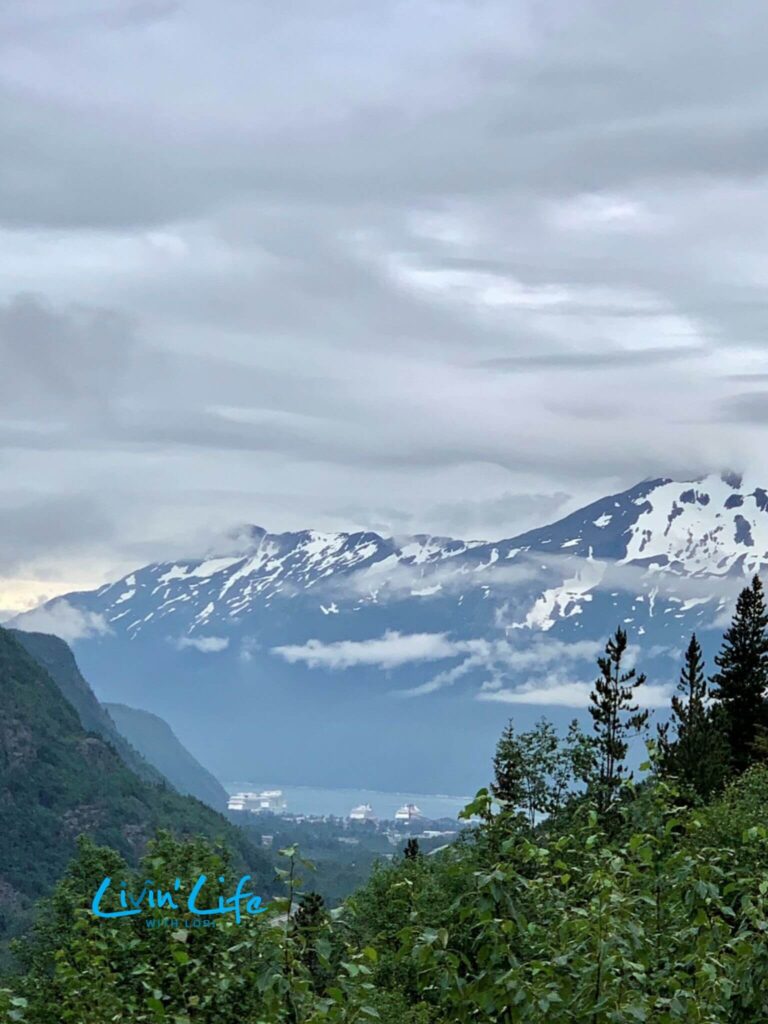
[10,629,164,786]
[104,702,229,810]
[0,626,273,944]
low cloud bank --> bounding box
[176,635,230,653]
[273,630,464,670]
[13,600,110,643]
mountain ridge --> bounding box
[9,629,166,787]
[12,472,765,792]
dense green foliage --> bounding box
[3,576,768,1020]
[3,766,768,1022]
[0,627,273,949]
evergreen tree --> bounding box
[492,718,594,827]
[589,627,649,814]
[658,634,726,800]
[491,720,526,811]
[403,838,420,860]
[291,891,328,991]
[492,719,558,827]
[711,575,768,773]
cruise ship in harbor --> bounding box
[394,803,423,823]
[227,789,451,824]
[345,802,426,823]
[348,803,375,822]
[227,789,286,814]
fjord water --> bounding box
[224,782,471,820]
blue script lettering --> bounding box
[187,874,266,923]
[92,878,139,919]
[92,875,267,921]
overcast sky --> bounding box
[3,0,768,612]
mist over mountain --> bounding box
[104,702,229,811]
[14,473,764,793]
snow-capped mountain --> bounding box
[15,473,765,792]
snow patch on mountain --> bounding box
[15,473,766,655]
[16,473,768,792]
[511,552,605,631]
[621,475,768,575]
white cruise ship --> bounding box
[227,789,286,814]
[348,803,375,822]
[394,802,423,823]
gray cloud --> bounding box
[13,599,110,642]
[0,494,114,575]
[418,491,571,539]
[3,1,768,600]
[720,391,768,424]
[0,2,767,229]
[0,294,137,409]
[475,345,711,373]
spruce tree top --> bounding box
[711,575,768,708]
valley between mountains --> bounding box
[14,472,766,793]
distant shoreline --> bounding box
[224,781,473,820]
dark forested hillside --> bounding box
[9,628,164,786]
[0,626,273,947]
